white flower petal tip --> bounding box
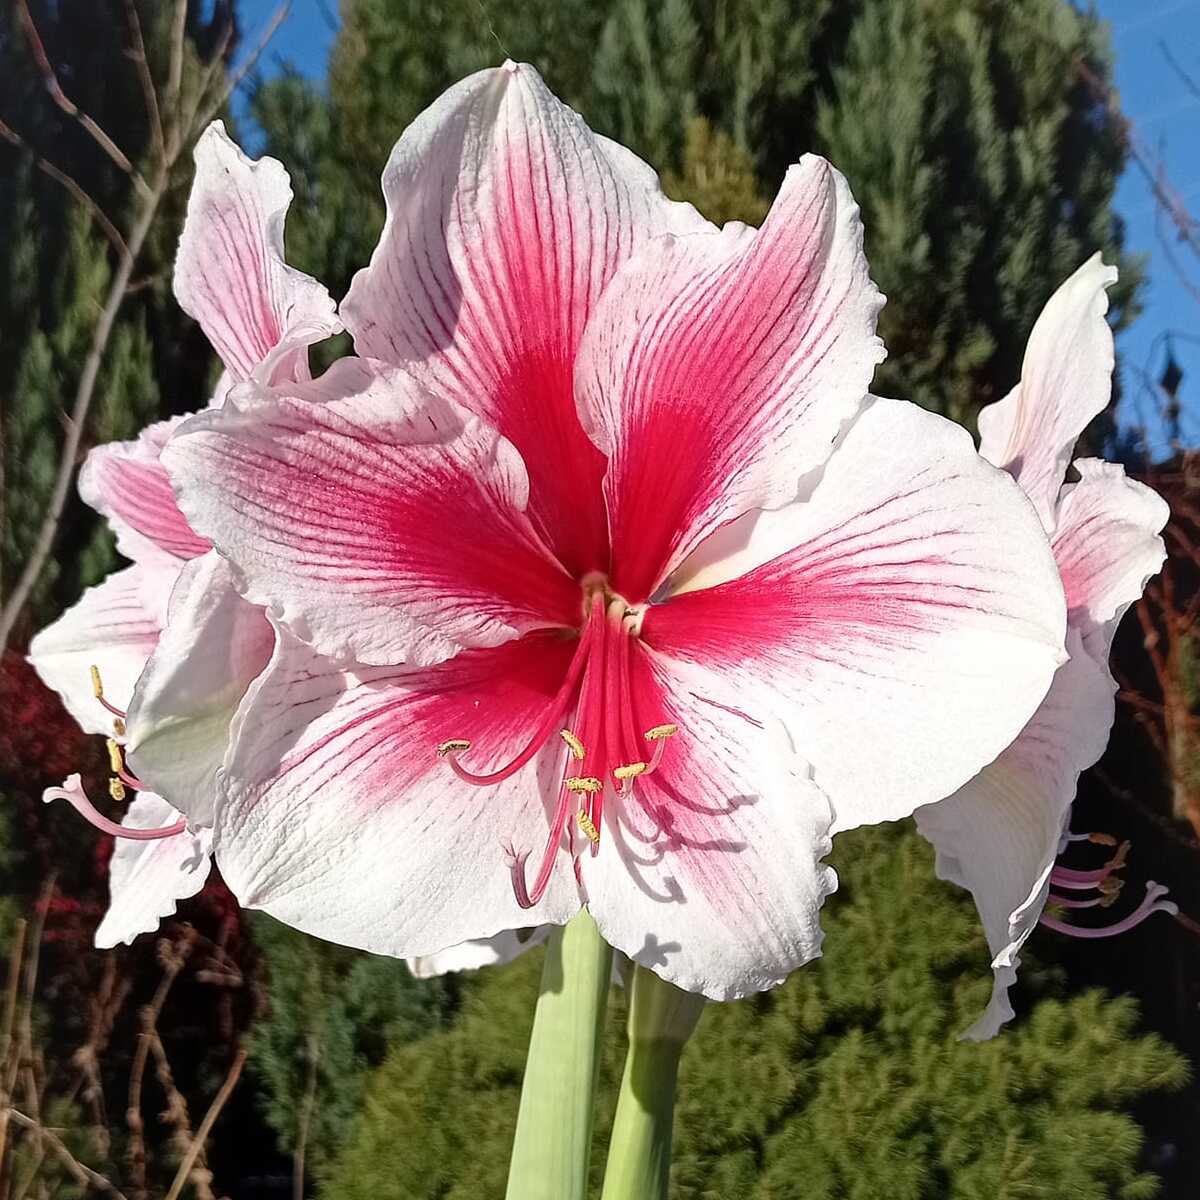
[93,794,214,950]
[405,926,552,978]
[176,121,339,388]
[978,253,1120,528]
[28,567,162,738]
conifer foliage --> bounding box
[320,828,1187,1200]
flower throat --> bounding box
[437,581,678,909]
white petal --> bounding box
[125,552,274,825]
[212,627,581,956]
[977,254,1118,528]
[578,650,837,1001]
[78,414,210,569]
[340,61,705,576]
[1052,458,1169,664]
[28,566,164,737]
[175,121,340,386]
[915,631,1114,1038]
[406,927,551,979]
[94,793,213,949]
[576,156,884,599]
[163,359,575,669]
[641,397,1067,830]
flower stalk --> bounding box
[600,964,706,1200]
[505,911,613,1200]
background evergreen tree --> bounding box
[257,0,1135,431]
[319,827,1188,1200]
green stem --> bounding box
[600,965,706,1200]
[505,911,613,1200]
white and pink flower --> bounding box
[915,256,1172,1039]
[156,63,1066,1000]
[30,121,338,946]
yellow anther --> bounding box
[565,776,603,794]
[559,730,586,760]
[108,777,127,802]
[644,723,678,742]
[90,664,104,700]
[437,739,471,758]
[1088,832,1119,847]
[112,717,126,738]
[576,812,600,845]
[1099,876,1125,897]
[1107,840,1131,872]
[106,738,124,774]
[613,762,647,780]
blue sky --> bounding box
[238,0,1199,454]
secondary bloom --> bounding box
[914,256,1171,1039]
[162,62,1066,999]
[29,122,338,945]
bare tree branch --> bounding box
[14,0,150,198]
[162,1049,247,1200]
[5,1112,129,1200]
[0,118,128,260]
[122,0,166,165]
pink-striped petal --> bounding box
[94,793,213,949]
[212,628,582,957]
[28,565,164,737]
[163,358,578,668]
[640,398,1066,830]
[126,553,273,826]
[914,631,1114,1039]
[175,121,340,386]
[340,62,706,577]
[1052,458,1169,666]
[977,255,1118,530]
[576,156,885,601]
[578,647,836,1000]
[79,414,210,569]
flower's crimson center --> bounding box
[437,578,677,909]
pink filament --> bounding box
[1048,864,1119,890]
[43,775,186,841]
[97,694,127,720]
[1046,892,1105,910]
[446,620,596,787]
[513,602,610,909]
[1041,881,1177,940]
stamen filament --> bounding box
[44,775,186,841]
[1041,881,1178,939]
[441,621,595,786]
[90,665,127,720]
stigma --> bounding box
[436,590,679,908]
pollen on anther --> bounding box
[1089,832,1119,847]
[644,723,679,742]
[109,777,127,802]
[106,738,124,774]
[90,664,104,699]
[577,812,600,845]
[559,730,586,760]
[565,776,603,794]
[112,717,126,737]
[437,739,471,758]
[613,762,647,780]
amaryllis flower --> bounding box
[915,256,1171,1039]
[29,121,337,945]
[162,62,1066,999]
